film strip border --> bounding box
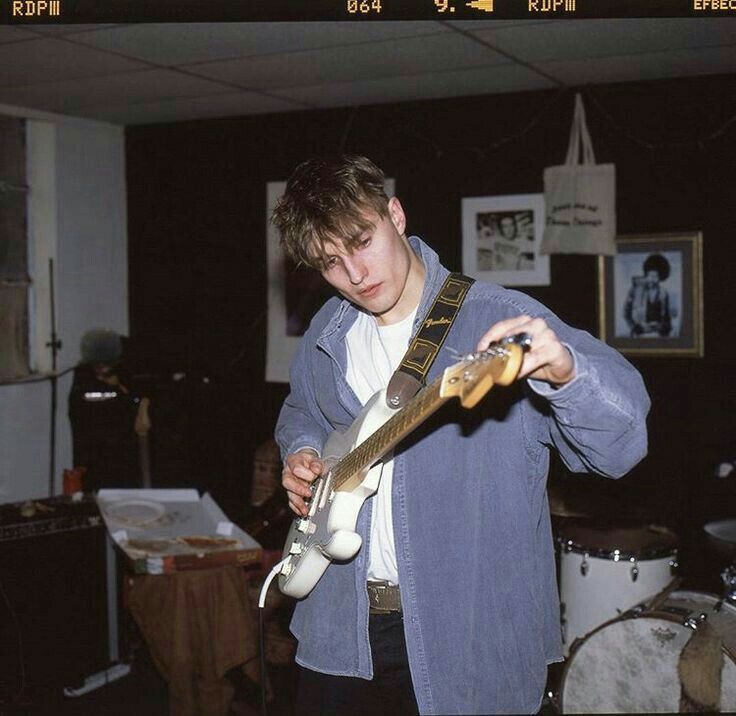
[3,0,733,23]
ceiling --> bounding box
[0,19,735,126]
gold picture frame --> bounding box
[598,232,704,357]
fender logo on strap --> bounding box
[386,273,474,409]
[424,317,451,329]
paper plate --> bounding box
[105,499,165,526]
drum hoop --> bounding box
[558,541,677,561]
[559,601,736,712]
[655,596,736,664]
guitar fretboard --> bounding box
[331,344,512,491]
[332,376,444,490]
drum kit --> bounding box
[548,484,736,714]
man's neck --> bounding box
[374,252,426,326]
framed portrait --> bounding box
[461,193,550,287]
[265,178,395,383]
[598,232,703,357]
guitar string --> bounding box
[332,381,439,489]
[335,369,444,487]
[331,345,511,491]
[334,345,510,488]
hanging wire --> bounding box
[473,87,570,158]
[563,89,736,152]
[335,88,570,163]
[395,120,444,159]
[339,108,358,154]
[335,83,736,163]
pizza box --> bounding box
[97,489,262,575]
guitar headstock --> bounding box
[439,333,529,408]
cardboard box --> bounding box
[97,489,261,574]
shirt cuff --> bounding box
[526,343,589,400]
[289,445,322,459]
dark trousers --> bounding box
[296,612,419,715]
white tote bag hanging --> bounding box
[540,93,616,256]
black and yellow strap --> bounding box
[386,272,474,409]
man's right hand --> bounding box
[282,449,323,516]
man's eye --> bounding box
[325,257,338,269]
[359,237,372,249]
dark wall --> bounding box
[126,75,736,533]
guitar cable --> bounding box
[257,556,292,716]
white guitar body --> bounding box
[277,336,528,599]
[278,390,394,599]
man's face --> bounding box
[499,216,517,240]
[314,197,420,324]
[644,270,660,289]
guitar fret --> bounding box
[331,384,440,490]
[329,344,513,492]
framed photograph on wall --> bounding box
[266,178,395,383]
[461,193,549,287]
[598,232,703,357]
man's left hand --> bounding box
[476,315,576,387]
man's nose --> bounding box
[343,256,367,285]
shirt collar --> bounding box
[316,235,450,356]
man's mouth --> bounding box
[359,283,381,298]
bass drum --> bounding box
[557,523,678,655]
[560,590,736,714]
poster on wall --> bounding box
[598,232,703,357]
[266,178,395,383]
[461,193,550,287]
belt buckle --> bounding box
[368,580,400,614]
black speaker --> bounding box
[0,495,109,700]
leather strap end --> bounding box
[386,372,423,410]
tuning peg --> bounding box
[500,332,532,352]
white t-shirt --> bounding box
[345,307,417,585]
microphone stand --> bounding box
[46,257,62,496]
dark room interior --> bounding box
[1,17,735,716]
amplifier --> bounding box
[0,495,110,698]
[0,494,103,542]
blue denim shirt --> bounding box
[276,237,650,715]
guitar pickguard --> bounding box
[278,390,393,598]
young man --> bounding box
[271,155,650,715]
[624,252,673,338]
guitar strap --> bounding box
[386,272,475,409]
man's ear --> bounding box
[387,197,407,236]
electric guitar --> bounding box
[278,333,530,598]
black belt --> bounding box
[367,580,402,614]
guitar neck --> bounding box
[332,375,446,491]
[329,339,526,492]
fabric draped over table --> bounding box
[126,565,260,716]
